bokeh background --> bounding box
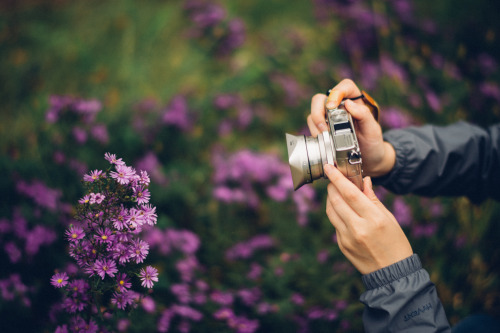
[2,0,500,332]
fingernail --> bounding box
[324,163,334,175]
[326,100,337,109]
[318,122,328,132]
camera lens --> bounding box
[285,132,335,190]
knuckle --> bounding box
[343,188,358,202]
[340,78,356,89]
[351,228,369,244]
[312,93,326,102]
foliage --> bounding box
[2,0,500,332]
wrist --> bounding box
[369,142,396,178]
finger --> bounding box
[307,115,320,137]
[343,99,376,125]
[324,164,376,219]
[327,181,361,230]
[311,93,329,132]
[326,196,347,234]
[362,176,394,214]
[326,79,362,110]
[362,177,380,204]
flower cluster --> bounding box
[51,153,159,331]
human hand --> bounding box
[324,163,413,275]
[307,79,395,177]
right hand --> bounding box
[324,164,413,275]
[307,79,395,178]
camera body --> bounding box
[286,101,364,191]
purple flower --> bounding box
[116,273,131,292]
[51,272,69,288]
[112,207,128,230]
[104,152,125,166]
[133,185,151,204]
[83,170,104,182]
[110,164,136,185]
[111,290,134,310]
[139,266,158,288]
[94,259,118,280]
[94,228,114,244]
[140,204,158,226]
[129,239,149,264]
[65,225,85,242]
[79,194,91,204]
[89,192,105,204]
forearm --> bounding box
[360,254,451,333]
[373,121,500,203]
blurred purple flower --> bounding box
[392,197,412,227]
[135,151,168,186]
[90,124,109,144]
[25,225,56,255]
[187,2,226,28]
[379,106,414,129]
[225,234,275,260]
[411,223,438,238]
[291,293,305,306]
[4,242,22,263]
[172,304,203,321]
[72,127,88,144]
[477,53,498,74]
[45,95,102,124]
[480,82,500,102]
[272,73,308,107]
[425,90,442,112]
[381,54,408,85]
[218,18,246,55]
[238,287,261,306]
[16,179,62,212]
[171,284,192,304]
[142,296,156,313]
[247,262,263,280]
[162,95,191,131]
[210,290,234,306]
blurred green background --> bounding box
[2,0,500,332]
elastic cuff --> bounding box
[372,137,408,187]
[362,254,422,290]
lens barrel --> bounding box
[285,131,335,190]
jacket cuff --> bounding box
[372,132,410,187]
[362,254,422,290]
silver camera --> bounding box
[285,101,364,191]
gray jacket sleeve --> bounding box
[360,254,451,332]
[373,121,500,203]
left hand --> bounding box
[324,164,413,275]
